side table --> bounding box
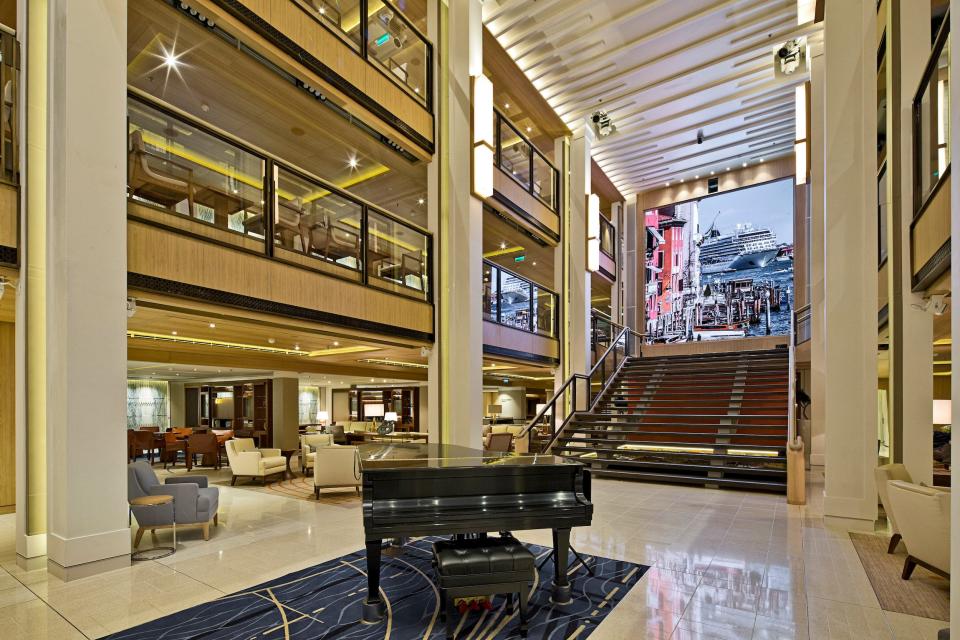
[129,495,176,560]
[279,449,299,478]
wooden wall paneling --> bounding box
[127,220,433,335]
[642,335,789,358]
[128,202,264,254]
[637,157,794,211]
[591,160,624,206]
[910,172,951,277]
[0,183,17,249]
[0,322,14,511]
[491,169,561,240]
[878,261,889,312]
[482,320,560,361]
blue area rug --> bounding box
[105,537,648,639]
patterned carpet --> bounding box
[105,536,648,639]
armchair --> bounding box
[127,129,196,216]
[300,433,334,474]
[313,445,361,499]
[225,437,286,485]
[127,461,219,547]
[887,480,951,580]
[874,463,913,553]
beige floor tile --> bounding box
[806,596,894,639]
[883,611,948,640]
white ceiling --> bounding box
[483,0,819,196]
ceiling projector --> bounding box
[774,37,807,77]
[591,110,616,137]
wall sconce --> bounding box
[587,193,600,272]
[794,82,810,185]
[472,74,494,198]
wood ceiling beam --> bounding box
[591,159,624,204]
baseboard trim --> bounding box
[47,526,130,569]
[16,532,46,559]
[47,553,130,582]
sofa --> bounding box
[127,461,219,546]
[887,480,951,580]
[225,438,286,485]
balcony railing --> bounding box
[297,0,431,108]
[494,110,558,212]
[126,94,431,301]
[482,260,558,338]
[913,11,950,217]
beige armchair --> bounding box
[225,438,286,486]
[482,425,530,453]
[300,433,333,474]
[887,480,950,580]
[313,445,361,499]
[875,463,913,553]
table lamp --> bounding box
[487,404,502,421]
[381,411,398,436]
[317,410,329,426]
[933,399,952,427]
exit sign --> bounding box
[514,255,526,262]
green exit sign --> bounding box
[514,255,526,262]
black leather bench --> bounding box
[432,535,534,639]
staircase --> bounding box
[550,348,790,492]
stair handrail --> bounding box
[521,324,641,454]
[788,309,798,446]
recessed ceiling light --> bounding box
[162,50,181,69]
[532,261,537,266]
[294,344,301,351]
[370,378,375,382]
[348,155,358,169]
[417,197,425,205]
[710,171,715,175]
[760,157,765,162]
[499,241,507,249]
[680,179,684,183]
[333,341,340,346]
[504,102,510,109]
[725,167,731,171]
[268,338,276,344]
[171,330,177,336]
[208,322,216,328]
[665,182,670,187]
[742,162,747,167]
[319,5,325,13]
[694,175,699,179]
[526,126,532,133]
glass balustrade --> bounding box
[494,111,559,212]
[126,95,432,301]
[365,208,430,299]
[914,22,951,214]
[303,0,363,49]
[127,99,265,237]
[482,260,558,338]
[366,0,430,105]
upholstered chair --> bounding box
[875,463,913,553]
[887,480,950,580]
[300,433,334,474]
[225,437,286,485]
[313,446,361,499]
[484,432,513,453]
[127,461,219,547]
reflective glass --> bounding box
[532,151,555,209]
[366,209,430,298]
[483,264,499,322]
[499,271,531,331]
[499,119,530,189]
[916,32,950,211]
[366,2,428,103]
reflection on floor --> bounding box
[0,467,948,639]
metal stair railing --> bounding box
[520,324,644,454]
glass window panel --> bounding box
[532,286,555,337]
[916,32,950,211]
[483,264,499,322]
[499,271,531,331]
[276,166,363,270]
[366,2,428,103]
[127,98,264,236]
[366,209,430,298]
[531,151,555,209]
[600,217,615,258]
[304,0,362,49]
[499,119,530,189]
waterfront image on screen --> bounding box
[643,179,794,342]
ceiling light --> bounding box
[268,338,276,344]
[171,330,177,336]
[499,241,507,249]
[318,5,325,13]
[358,358,428,369]
[208,322,216,328]
[680,179,684,183]
[163,51,181,69]
[526,126,532,133]
[710,171,715,175]
[348,155,359,169]
[504,102,510,109]
[294,344,301,351]
[760,157,765,162]
[725,167,731,171]
[333,341,340,346]
[370,378,375,382]
[417,197,425,205]
[532,261,537,266]
[665,182,670,187]
[742,162,747,167]
[694,175,699,179]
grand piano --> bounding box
[358,443,593,623]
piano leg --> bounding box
[551,527,573,605]
[362,539,385,623]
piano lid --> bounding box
[357,442,573,471]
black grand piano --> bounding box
[358,443,593,623]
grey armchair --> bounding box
[127,461,219,548]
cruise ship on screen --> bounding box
[698,223,779,274]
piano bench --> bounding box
[432,536,534,639]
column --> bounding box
[44,0,130,573]
[820,0,879,524]
[427,0,483,448]
[168,381,186,427]
[888,0,934,484]
[949,1,960,631]
[809,36,826,468]
[623,200,640,332]
[565,122,593,379]
[610,201,623,325]
[271,376,300,451]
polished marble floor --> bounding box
[0,467,947,639]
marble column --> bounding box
[948,1,960,631]
[44,0,130,574]
[566,122,593,379]
[820,0,879,524]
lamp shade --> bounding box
[317,410,329,423]
[365,403,385,418]
[933,399,952,425]
[535,403,552,416]
[384,411,398,422]
[487,404,502,415]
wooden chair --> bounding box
[160,432,186,470]
[187,433,221,470]
[138,426,160,432]
[132,429,156,464]
[127,129,196,216]
[127,429,136,463]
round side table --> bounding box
[129,495,176,560]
